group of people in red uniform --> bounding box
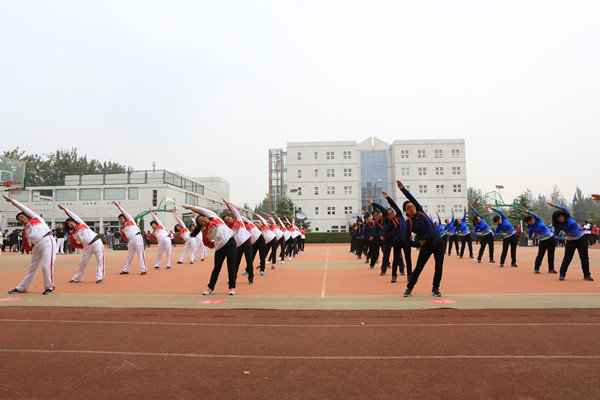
[3,195,306,296]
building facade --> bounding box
[268,148,287,213]
[283,137,468,232]
[0,169,229,234]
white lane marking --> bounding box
[0,349,598,360]
[0,319,599,328]
[320,247,329,298]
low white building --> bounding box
[0,169,229,234]
[285,137,468,232]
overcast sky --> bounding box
[1,0,599,206]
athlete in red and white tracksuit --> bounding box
[223,200,254,283]
[189,224,208,262]
[4,196,56,294]
[114,202,147,274]
[277,215,291,262]
[174,215,195,264]
[59,205,105,283]
[150,210,172,269]
[263,213,284,267]
[242,214,266,274]
[183,205,237,295]
[251,212,276,272]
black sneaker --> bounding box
[166,266,171,269]
[511,264,518,268]
[477,259,482,264]
[490,260,495,263]
[96,279,103,284]
[249,280,254,285]
[499,264,504,268]
[431,288,442,297]
[42,287,54,295]
[548,269,557,274]
[391,276,397,283]
[364,260,369,264]
[559,275,565,281]
[534,270,540,274]
[400,270,405,276]
[154,266,160,269]
[141,271,147,275]
[119,271,129,275]
[8,288,21,294]
[69,279,80,283]
[379,272,386,276]
[584,276,594,281]
[403,288,412,297]
[177,261,183,264]
[190,262,194,264]
[369,266,374,269]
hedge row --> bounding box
[305,232,350,243]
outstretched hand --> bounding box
[366,199,373,205]
[521,206,527,213]
[58,204,66,211]
[469,204,473,209]
[182,205,191,210]
[3,195,12,203]
[396,180,404,190]
[546,202,555,207]
[382,191,388,198]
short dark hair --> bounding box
[552,210,567,227]
[150,221,157,226]
[64,218,77,231]
[118,214,125,219]
[492,215,501,223]
[523,215,533,223]
[16,212,28,222]
[402,201,411,211]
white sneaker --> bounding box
[289,257,292,261]
[202,289,214,295]
[281,260,285,264]
[229,289,235,296]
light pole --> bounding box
[495,185,505,205]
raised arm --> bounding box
[462,208,468,222]
[371,201,387,215]
[251,211,269,226]
[149,209,164,227]
[4,196,41,220]
[261,212,277,225]
[58,205,85,225]
[437,213,442,225]
[184,205,219,219]
[173,215,186,228]
[276,215,286,228]
[547,203,572,219]
[224,200,243,222]
[470,205,483,219]
[397,180,423,211]
[113,201,134,221]
[383,192,403,218]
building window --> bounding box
[297,187,302,196]
[405,185,411,191]
[452,149,461,158]
[314,152,318,160]
[297,169,302,178]
[152,189,158,206]
[454,205,464,213]
[437,205,446,214]
[436,184,445,193]
[344,206,353,214]
[423,205,429,213]
[80,188,101,201]
[128,187,138,200]
[56,189,77,201]
[434,149,443,158]
[343,168,352,177]
[344,185,352,195]
[435,167,444,176]
[327,206,336,215]
[327,186,335,195]
[417,149,426,158]
[315,207,319,215]
[326,151,335,160]
[330,225,339,232]
[400,150,409,158]
[452,166,461,175]
[419,185,428,194]
[418,167,427,176]
[314,169,318,178]
[343,150,351,159]
[297,152,302,161]
[453,184,462,193]
[326,168,335,178]
[401,167,410,176]
[314,186,319,195]
[104,188,126,200]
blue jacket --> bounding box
[472,208,492,236]
[436,215,447,236]
[373,200,406,243]
[444,211,456,235]
[552,205,584,240]
[455,209,470,235]
[492,208,516,238]
[526,211,553,241]
[401,188,441,245]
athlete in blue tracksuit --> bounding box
[470,205,494,263]
[453,208,473,258]
[444,211,459,255]
[436,214,448,254]
[548,203,593,280]
[488,206,518,267]
[397,181,443,298]
[517,206,557,274]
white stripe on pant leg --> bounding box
[72,245,93,281]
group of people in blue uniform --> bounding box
[349,183,595,298]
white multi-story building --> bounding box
[0,169,229,234]
[285,137,467,232]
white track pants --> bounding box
[17,235,56,292]
[122,235,147,273]
[56,238,65,254]
[72,240,105,281]
[178,240,194,263]
[200,242,209,260]
[155,237,172,268]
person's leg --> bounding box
[165,239,172,268]
[467,235,473,258]
[92,241,105,281]
[370,239,380,268]
[381,239,391,273]
[534,241,546,272]
[547,239,555,272]
[72,246,93,281]
[16,246,43,292]
[178,240,192,263]
[459,236,466,257]
[244,240,254,282]
[123,241,135,272]
[500,238,509,266]
[510,235,518,265]
[403,244,413,276]
[155,240,165,268]
[226,239,238,290]
[406,244,434,290]
[234,242,244,275]
[477,235,487,261]
[208,245,226,290]
[576,237,591,277]
[39,237,56,291]
[432,242,445,290]
[559,240,576,277]
[489,235,495,261]
[258,238,268,272]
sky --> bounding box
[1,0,599,206]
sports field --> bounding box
[1,243,599,399]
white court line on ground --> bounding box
[0,348,598,360]
[1,319,599,328]
[320,247,329,298]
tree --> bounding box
[572,187,586,219]
[252,195,311,229]
[1,147,127,187]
